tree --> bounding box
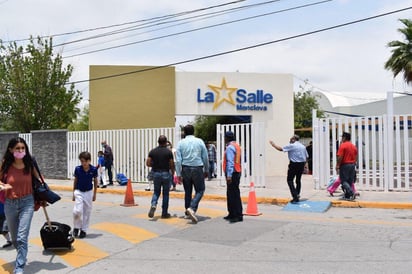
[384,19,412,85]
[294,81,324,137]
[194,115,250,142]
[0,36,81,132]
[68,104,89,131]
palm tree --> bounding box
[384,19,412,85]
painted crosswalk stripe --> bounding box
[30,238,109,268]
[92,222,158,244]
[0,258,14,273]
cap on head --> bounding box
[225,131,235,140]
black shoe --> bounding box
[148,206,156,218]
[2,241,12,248]
[73,228,79,237]
[223,215,233,220]
[290,198,299,204]
[108,182,114,186]
[229,217,243,223]
[79,231,86,239]
[100,185,107,188]
[161,213,171,219]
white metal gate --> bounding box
[68,128,176,181]
[217,122,265,187]
[313,111,412,191]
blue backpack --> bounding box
[116,173,128,185]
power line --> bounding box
[55,0,282,49]
[67,5,412,85]
[2,0,247,43]
[62,0,331,58]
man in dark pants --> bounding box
[336,132,358,200]
[101,140,114,185]
[175,125,209,224]
[223,131,243,223]
[146,135,175,218]
[269,135,308,203]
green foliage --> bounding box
[384,19,412,85]
[294,81,324,137]
[68,104,89,131]
[0,36,81,132]
[194,116,248,142]
[294,90,324,129]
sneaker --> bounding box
[73,228,79,237]
[148,206,156,218]
[145,187,151,191]
[2,241,12,248]
[79,230,86,238]
[161,213,171,219]
[186,208,198,224]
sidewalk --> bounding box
[47,174,412,210]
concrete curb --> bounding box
[49,185,412,210]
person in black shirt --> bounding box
[146,135,175,219]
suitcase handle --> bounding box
[42,206,53,230]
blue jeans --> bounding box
[208,161,215,180]
[339,163,356,198]
[5,194,34,273]
[151,171,171,215]
[182,166,205,212]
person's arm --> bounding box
[201,142,209,175]
[269,140,283,151]
[225,146,235,183]
[169,158,175,175]
[175,146,182,177]
[93,176,98,201]
[146,156,152,167]
[72,177,78,201]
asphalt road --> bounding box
[1,189,411,274]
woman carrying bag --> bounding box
[0,137,41,274]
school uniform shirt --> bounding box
[74,165,98,192]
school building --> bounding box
[89,65,295,177]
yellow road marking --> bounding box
[92,222,158,243]
[196,207,226,218]
[30,238,108,268]
[0,258,13,273]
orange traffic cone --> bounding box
[244,182,262,216]
[121,179,138,207]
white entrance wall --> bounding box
[175,71,294,176]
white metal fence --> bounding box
[68,128,176,181]
[216,122,265,187]
[313,111,412,191]
[18,123,266,185]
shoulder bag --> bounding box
[32,160,61,204]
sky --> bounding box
[1,0,412,107]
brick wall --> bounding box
[31,130,68,179]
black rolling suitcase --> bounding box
[40,206,75,250]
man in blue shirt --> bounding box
[176,125,208,224]
[223,131,243,223]
[270,135,308,203]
